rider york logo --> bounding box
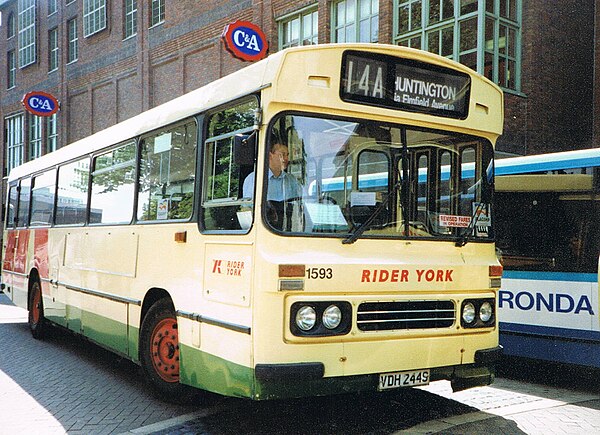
[212,259,246,276]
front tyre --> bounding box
[28,281,47,340]
[140,298,195,402]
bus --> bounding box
[1,44,503,402]
[495,148,600,368]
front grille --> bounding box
[357,300,456,331]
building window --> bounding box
[18,0,37,68]
[83,0,107,37]
[6,113,25,173]
[48,0,57,15]
[49,27,59,72]
[332,0,379,43]
[47,113,58,152]
[7,13,16,38]
[150,0,164,27]
[29,114,43,160]
[279,6,318,49]
[7,50,16,88]
[124,0,137,39]
[394,0,521,92]
[67,18,78,63]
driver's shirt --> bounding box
[243,169,301,200]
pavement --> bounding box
[2,290,600,434]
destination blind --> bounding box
[340,51,471,119]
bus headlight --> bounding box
[479,301,493,323]
[461,299,495,328]
[295,306,317,331]
[322,305,342,329]
[462,302,476,324]
[290,301,352,337]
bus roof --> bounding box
[495,147,600,176]
[8,43,503,182]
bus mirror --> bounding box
[234,133,256,165]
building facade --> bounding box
[0,0,596,181]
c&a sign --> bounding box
[22,91,60,117]
[222,20,268,62]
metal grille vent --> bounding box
[357,300,456,331]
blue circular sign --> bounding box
[222,21,269,62]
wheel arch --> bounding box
[141,287,174,322]
[27,268,40,311]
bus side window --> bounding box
[56,158,90,225]
[16,178,31,228]
[137,119,197,222]
[30,170,56,227]
[90,141,136,225]
[6,184,18,229]
[201,97,258,232]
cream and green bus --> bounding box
[1,44,503,401]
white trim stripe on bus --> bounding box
[177,310,251,335]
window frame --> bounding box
[7,50,16,89]
[331,0,379,43]
[48,27,59,72]
[29,114,43,160]
[278,4,319,49]
[136,118,198,224]
[5,113,25,174]
[67,17,78,63]
[89,140,137,226]
[55,156,91,227]
[83,0,108,38]
[30,169,57,227]
[124,0,138,39]
[200,96,259,234]
[48,0,57,16]
[393,0,522,92]
[149,0,164,28]
[47,113,58,153]
[18,0,37,68]
[7,12,16,39]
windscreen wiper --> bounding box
[455,201,487,247]
[343,181,401,245]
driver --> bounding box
[243,142,302,229]
[243,142,301,200]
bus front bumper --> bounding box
[253,345,503,399]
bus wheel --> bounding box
[140,299,192,402]
[28,281,47,339]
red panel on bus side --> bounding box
[3,230,17,272]
[13,229,30,274]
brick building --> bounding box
[0,0,596,179]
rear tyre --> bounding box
[28,281,47,340]
[140,298,195,403]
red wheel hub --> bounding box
[31,288,41,325]
[150,318,180,383]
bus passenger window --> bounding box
[30,170,56,226]
[16,178,31,227]
[138,120,197,221]
[201,98,258,231]
[56,158,90,225]
[6,185,17,228]
[90,141,136,225]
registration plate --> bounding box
[378,369,430,390]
